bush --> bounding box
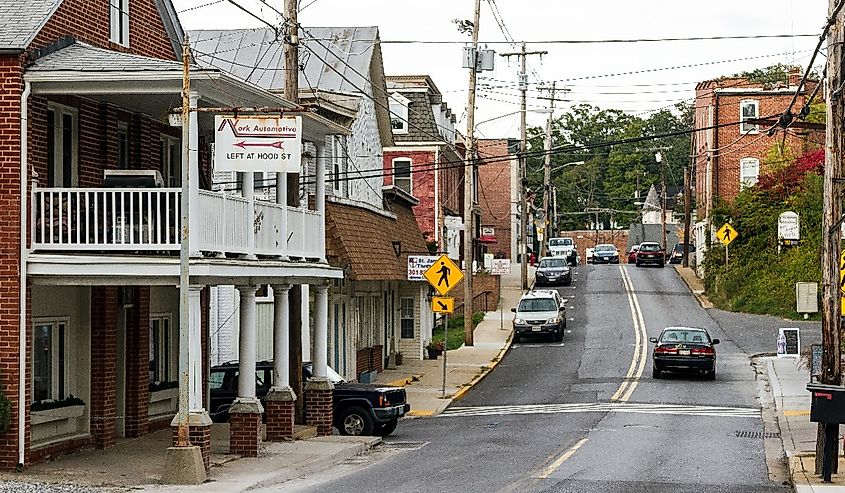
[431,312,485,350]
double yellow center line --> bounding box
[611,265,648,402]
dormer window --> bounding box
[389,94,410,135]
[110,0,130,46]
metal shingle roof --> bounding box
[0,0,63,50]
[27,42,185,72]
[188,26,377,94]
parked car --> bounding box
[650,327,719,380]
[548,237,578,265]
[209,361,410,436]
[535,257,572,286]
[592,244,620,264]
[627,245,639,264]
[634,242,665,267]
[669,243,689,264]
[511,290,566,342]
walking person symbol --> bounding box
[436,261,451,288]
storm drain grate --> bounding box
[379,441,429,451]
[734,430,781,439]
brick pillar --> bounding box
[265,388,296,441]
[229,410,262,457]
[305,380,333,437]
[90,287,118,449]
[171,422,211,472]
[124,286,150,438]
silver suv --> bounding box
[511,290,566,343]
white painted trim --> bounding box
[19,80,31,467]
[391,157,413,195]
[326,195,397,220]
[31,317,70,403]
[382,144,443,151]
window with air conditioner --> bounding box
[740,157,760,190]
[740,99,759,134]
[392,159,412,194]
[109,0,130,46]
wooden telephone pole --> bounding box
[500,43,546,290]
[463,0,481,346]
[538,82,563,259]
[817,0,844,474]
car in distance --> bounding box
[592,244,620,264]
[650,327,719,380]
[627,245,639,264]
[548,237,578,265]
[585,247,594,264]
[669,243,689,264]
[209,361,410,436]
[635,242,665,267]
[511,291,566,342]
[535,257,572,286]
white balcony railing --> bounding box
[31,187,324,260]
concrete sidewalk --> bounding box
[376,263,530,416]
[765,356,845,492]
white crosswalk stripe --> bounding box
[440,401,760,419]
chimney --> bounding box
[788,66,802,87]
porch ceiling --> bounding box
[27,254,343,286]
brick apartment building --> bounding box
[477,139,519,260]
[0,0,343,471]
[692,68,824,219]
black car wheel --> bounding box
[338,406,374,436]
[652,367,661,379]
[659,262,665,268]
[376,419,398,436]
[635,260,641,267]
[706,370,716,381]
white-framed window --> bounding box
[149,314,174,384]
[46,103,78,187]
[740,99,759,134]
[400,297,415,339]
[32,319,68,402]
[740,157,760,190]
[117,122,129,169]
[110,0,130,46]
[392,158,412,194]
[389,94,410,134]
[160,135,180,187]
[331,135,348,196]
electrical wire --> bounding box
[378,34,819,45]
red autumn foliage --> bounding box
[755,149,824,199]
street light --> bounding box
[551,160,585,173]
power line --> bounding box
[378,33,818,45]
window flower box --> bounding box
[31,404,85,426]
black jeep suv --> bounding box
[209,361,410,436]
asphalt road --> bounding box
[274,264,788,493]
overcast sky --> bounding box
[173,0,827,138]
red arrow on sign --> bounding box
[234,141,284,149]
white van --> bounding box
[548,237,577,264]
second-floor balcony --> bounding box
[31,186,323,260]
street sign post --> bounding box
[716,223,738,265]
[432,297,455,314]
[423,254,464,296]
[490,259,511,330]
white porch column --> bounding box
[276,171,289,260]
[315,142,327,262]
[243,172,256,260]
[236,285,259,401]
[272,283,293,390]
[312,283,329,379]
[189,285,204,413]
[189,92,200,256]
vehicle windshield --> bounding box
[539,258,567,269]
[518,297,558,312]
[595,245,615,252]
[640,243,661,252]
[549,238,573,247]
[673,244,688,252]
[660,329,710,344]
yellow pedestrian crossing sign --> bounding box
[423,254,464,296]
[716,223,738,246]
[840,252,845,313]
[432,297,455,314]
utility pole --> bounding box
[500,43,546,290]
[283,0,305,423]
[683,157,692,268]
[463,0,481,347]
[656,151,667,250]
[539,82,558,259]
[817,0,844,474]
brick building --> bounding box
[0,0,343,471]
[692,68,824,219]
[477,139,519,260]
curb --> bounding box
[386,374,422,388]
[673,265,714,309]
[451,329,515,402]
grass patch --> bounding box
[431,312,485,350]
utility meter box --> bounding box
[795,282,819,315]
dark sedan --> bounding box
[650,327,719,380]
[635,242,665,267]
[592,244,620,264]
[669,243,690,264]
[535,257,572,286]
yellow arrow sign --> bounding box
[432,296,455,314]
[716,223,738,246]
[423,254,464,296]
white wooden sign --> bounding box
[778,211,800,241]
[407,255,437,281]
[491,259,511,275]
[214,116,301,172]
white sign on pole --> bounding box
[491,259,511,275]
[214,116,301,172]
[778,211,800,241]
[407,255,437,281]
[777,327,800,358]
